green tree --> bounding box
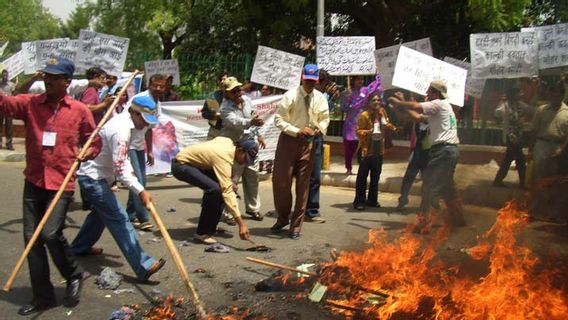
[60,3,94,39]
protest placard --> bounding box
[522,23,568,70]
[75,30,129,76]
[374,38,432,90]
[470,32,538,79]
[144,59,180,85]
[443,57,486,98]
[250,45,305,91]
[36,38,78,70]
[392,46,467,106]
[0,42,9,57]
[22,41,38,74]
[1,51,25,79]
[316,36,376,75]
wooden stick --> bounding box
[147,202,207,319]
[3,71,140,292]
[324,299,361,312]
[347,76,351,91]
[246,257,317,277]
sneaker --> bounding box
[139,222,154,231]
[305,216,326,223]
[130,218,141,228]
[193,234,217,244]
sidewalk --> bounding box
[2,137,522,208]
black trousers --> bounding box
[22,180,82,304]
[494,140,526,187]
[171,160,224,235]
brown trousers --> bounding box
[272,133,315,233]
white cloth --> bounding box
[420,99,460,146]
[125,90,161,150]
[77,113,144,194]
[28,79,89,98]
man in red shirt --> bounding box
[0,57,101,316]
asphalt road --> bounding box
[0,161,565,319]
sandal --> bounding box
[246,211,264,221]
[76,247,104,256]
[139,222,154,231]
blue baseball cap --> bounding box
[42,57,75,78]
[239,139,259,165]
[131,95,158,125]
[302,64,319,81]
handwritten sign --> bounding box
[144,59,180,85]
[374,38,432,90]
[250,45,305,91]
[522,23,568,70]
[75,30,129,76]
[0,51,25,79]
[470,32,538,79]
[392,46,467,106]
[316,37,376,75]
[443,57,486,98]
[22,41,38,74]
[36,38,78,71]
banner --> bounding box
[392,46,467,106]
[75,30,129,76]
[0,50,25,79]
[147,95,283,175]
[316,36,376,75]
[522,23,568,70]
[443,57,486,99]
[374,38,432,90]
[250,46,304,91]
[144,59,180,85]
[470,32,538,79]
[22,41,38,74]
[36,38,78,71]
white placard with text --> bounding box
[443,57,486,98]
[75,30,129,76]
[316,36,376,75]
[1,50,26,79]
[250,45,305,91]
[522,23,568,70]
[144,59,180,85]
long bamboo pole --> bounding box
[3,71,140,292]
[245,257,317,277]
[146,202,207,319]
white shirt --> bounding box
[421,99,460,146]
[125,90,161,150]
[29,79,89,98]
[77,113,144,194]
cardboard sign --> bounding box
[393,46,467,106]
[144,59,180,85]
[22,41,38,74]
[443,57,486,98]
[316,37,376,75]
[36,38,78,71]
[0,50,25,79]
[374,38,432,90]
[250,45,305,91]
[522,23,568,70]
[470,32,538,79]
[75,30,129,76]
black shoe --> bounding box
[354,203,365,211]
[270,222,288,233]
[366,201,381,208]
[6,145,14,151]
[396,197,409,209]
[18,301,56,316]
[143,258,166,282]
[246,211,264,221]
[289,232,300,240]
[64,275,83,307]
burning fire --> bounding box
[318,201,568,319]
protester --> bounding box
[529,80,568,183]
[99,74,118,100]
[202,71,229,140]
[0,69,16,150]
[305,69,339,223]
[271,64,330,239]
[16,71,89,99]
[70,95,166,282]
[171,137,257,244]
[353,91,394,210]
[81,67,114,124]
[260,85,272,96]
[219,76,266,221]
[389,80,465,232]
[397,121,430,210]
[126,74,166,231]
[241,79,261,98]
[0,57,101,315]
[493,86,530,188]
[162,75,181,102]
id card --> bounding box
[42,132,57,147]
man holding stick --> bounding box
[70,95,166,281]
[0,57,101,315]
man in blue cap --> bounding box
[171,137,257,244]
[0,57,102,315]
[70,95,166,282]
[271,64,330,239]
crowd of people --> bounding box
[0,56,567,316]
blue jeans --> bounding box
[420,144,459,213]
[71,176,156,280]
[306,135,323,218]
[126,149,150,223]
[354,153,383,206]
[399,147,430,202]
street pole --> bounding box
[317,0,324,38]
